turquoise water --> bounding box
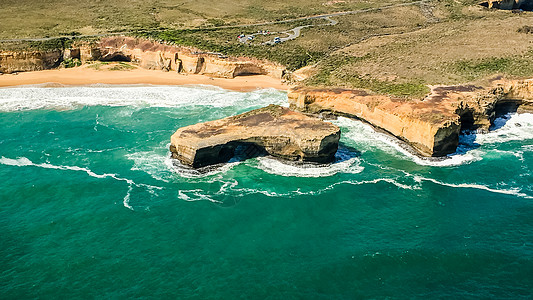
[1,85,532,299]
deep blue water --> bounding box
[1,85,532,299]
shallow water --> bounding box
[1,85,532,298]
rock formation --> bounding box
[170,105,341,168]
[96,37,286,79]
[0,50,63,73]
[289,79,533,157]
[487,0,532,10]
[1,36,286,78]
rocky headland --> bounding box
[2,36,533,161]
[170,105,340,168]
[289,79,533,157]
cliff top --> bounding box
[2,0,533,97]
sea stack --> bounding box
[170,105,341,168]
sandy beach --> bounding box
[0,66,288,92]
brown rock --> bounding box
[0,50,63,73]
[170,105,341,168]
[488,0,531,9]
[288,81,533,157]
[97,37,285,79]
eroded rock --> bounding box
[288,80,533,157]
[0,50,63,73]
[170,105,340,168]
[97,37,286,79]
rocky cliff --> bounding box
[96,37,285,79]
[170,105,340,168]
[1,36,286,79]
[0,50,63,74]
[487,0,532,10]
[289,79,533,157]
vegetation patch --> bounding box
[60,58,82,68]
[306,54,430,98]
[27,38,75,51]
[451,51,533,80]
[136,28,326,70]
[108,62,136,71]
[86,62,110,70]
[518,25,533,34]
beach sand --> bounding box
[0,65,288,91]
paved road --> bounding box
[263,16,338,45]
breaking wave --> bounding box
[335,113,533,167]
[0,85,286,111]
[0,156,161,210]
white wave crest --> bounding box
[334,117,481,167]
[0,156,162,210]
[476,113,533,145]
[413,175,533,199]
[0,85,286,111]
[256,148,363,178]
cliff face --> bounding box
[96,37,286,79]
[288,88,461,156]
[488,0,532,10]
[0,36,286,79]
[289,79,533,157]
[0,50,63,73]
[170,105,340,168]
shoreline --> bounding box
[0,66,288,92]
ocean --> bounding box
[1,85,532,299]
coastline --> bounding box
[0,66,288,92]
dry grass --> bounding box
[2,0,533,97]
[0,0,399,39]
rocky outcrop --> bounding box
[487,0,532,10]
[289,79,533,157]
[0,50,63,73]
[289,87,461,156]
[96,37,286,79]
[170,105,341,168]
[0,36,286,78]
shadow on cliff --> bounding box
[490,101,521,131]
[456,102,521,154]
[170,143,361,179]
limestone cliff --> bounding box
[96,37,285,79]
[1,36,286,79]
[488,0,532,10]
[0,50,63,74]
[289,87,461,156]
[289,79,533,157]
[170,105,340,168]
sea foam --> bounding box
[335,113,533,167]
[0,156,162,209]
[256,147,363,177]
[0,85,286,111]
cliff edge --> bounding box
[170,105,340,168]
[289,79,533,157]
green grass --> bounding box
[306,54,430,98]
[451,51,533,80]
[108,62,136,71]
[86,62,110,70]
[136,28,327,70]
[60,58,82,68]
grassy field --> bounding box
[0,0,397,39]
[2,0,533,97]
